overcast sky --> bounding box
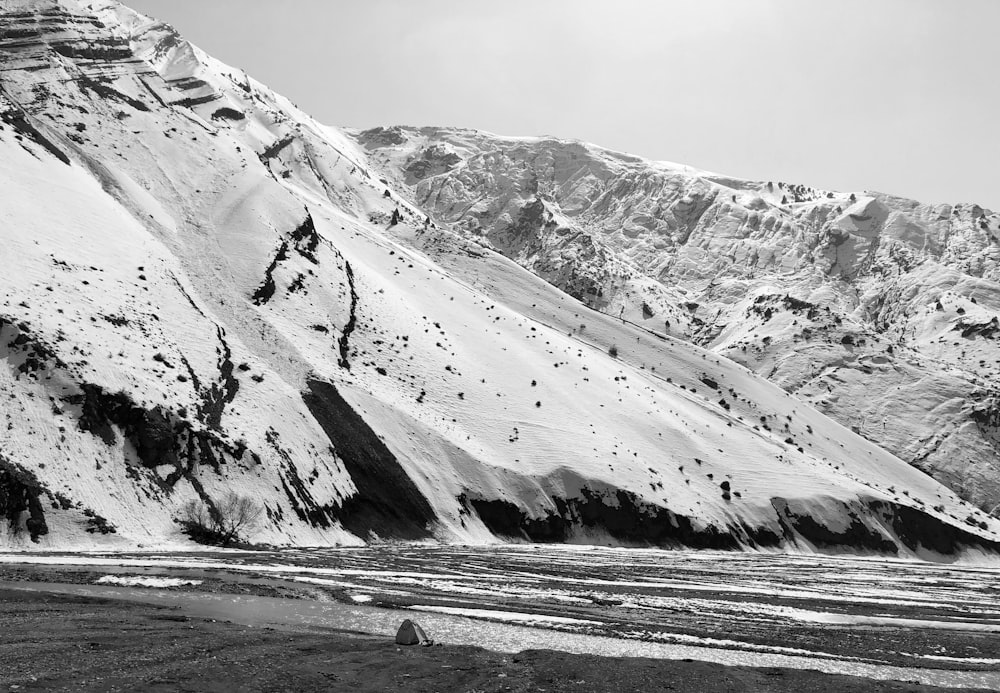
[126,1,999,210]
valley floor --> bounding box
[1,546,999,691]
[0,587,987,693]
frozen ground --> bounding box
[2,546,999,688]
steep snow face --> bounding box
[354,126,1000,513]
[0,1,998,556]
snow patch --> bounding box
[95,575,202,588]
[407,604,603,626]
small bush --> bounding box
[180,492,263,547]
[608,345,619,358]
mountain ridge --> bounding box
[352,124,1000,513]
[0,0,998,557]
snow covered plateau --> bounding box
[0,0,998,557]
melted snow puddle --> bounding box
[4,582,998,690]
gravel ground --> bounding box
[0,588,993,693]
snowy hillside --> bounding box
[0,0,998,557]
[354,126,1000,514]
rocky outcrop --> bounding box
[0,454,49,542]
[302,379,435,540]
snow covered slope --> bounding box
[355,126,1000,515]
[0,0,998,557]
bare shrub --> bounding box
[180,492,263,547]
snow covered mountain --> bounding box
[1,0,998,557]
[355,126,1000,516]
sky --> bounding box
[125,1,1000,210]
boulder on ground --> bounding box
[395,618,432,646]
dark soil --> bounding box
[0,589,988,693]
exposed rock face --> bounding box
[0,454,50,542]
[0,0,998,555]
[301,379,437,540]
[356,126,1000,511]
